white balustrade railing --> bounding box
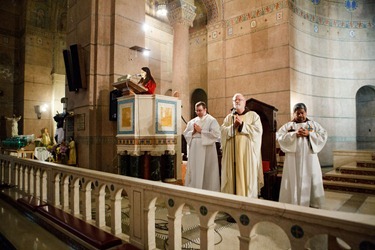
[0,154,374,250]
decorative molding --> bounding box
[225,0,287,27]
[290,1,373,29]
[224,0,373,30]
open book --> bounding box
[112,75,147,94]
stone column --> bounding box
[200,223,216,249]
[167,0,196,121]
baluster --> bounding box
[95,185,106,228]
[14,163,19,187]
[34,168,40,199]
[23,167,29,193]
[70,178,80,215]
[110,190,123,235]
[167,212,183,249]
[238,236,251,250]
[62,176,70,211]
[41,170,48,202]
[18,165,23,190]
[29,168,34,196]
[146,202,157,249]
[81,181,92,221]
[200,223,216,250]
[7,161,12,184]
[52,173,61,207]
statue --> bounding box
[41,127,52,147]
[67,136,76,166]
[5,114,22,137]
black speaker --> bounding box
[70,44,87,90]
[63,49,76,92]
[109,89,122,121]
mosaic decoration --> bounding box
[291,225,304,239]
[311,0,320,5]
[202,0,219,24]
[240,214,250,226]
[290,1,372,29]
[314,24,319,33]
[199,206,208,216]
[345,0,358,12]
[225,0,373,30]
[225,0,287,27]
[117,137,177,147]
[168,198,174,207]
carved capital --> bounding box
[167,0,197,27]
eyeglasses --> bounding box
[195,109,204,112]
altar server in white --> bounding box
[183,101,221,191]
[277,103,328,208]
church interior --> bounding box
[0,0,374,249]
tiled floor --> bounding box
[0,189,374,250]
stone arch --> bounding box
[190,88,207,119]
[356,85,375,150]
[305,234,351,250]
[250,221,290,250]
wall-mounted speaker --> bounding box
[109,89,122,121]
[63,49,76,92]
[70,44,87,90]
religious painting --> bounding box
[155,99,176,134]
[118,99,134,134]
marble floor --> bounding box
[0,189,374,250]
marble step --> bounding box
[339,166,375,176]
[356,160,375,168]
[323,180,375,195]
[323,171,375,185]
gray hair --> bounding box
[293,103,307,113]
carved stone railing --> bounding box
[0,154,374,250]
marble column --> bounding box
[167,0,196,121]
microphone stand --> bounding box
[232,112,236,195]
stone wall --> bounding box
[201,0,375,166]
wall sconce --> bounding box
[35,105,41,119]
[34,104,48,119]
[129,46,150,57]
[129,46,150,61]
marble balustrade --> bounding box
[0,154,374,250]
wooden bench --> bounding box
[16,196,122,250]
[36,204,122,250]
[17,195,47,211]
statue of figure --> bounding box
[67,136,76,166]
[5,114,22,137]
[41,127,52,147]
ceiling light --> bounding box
[156,2,167,16]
